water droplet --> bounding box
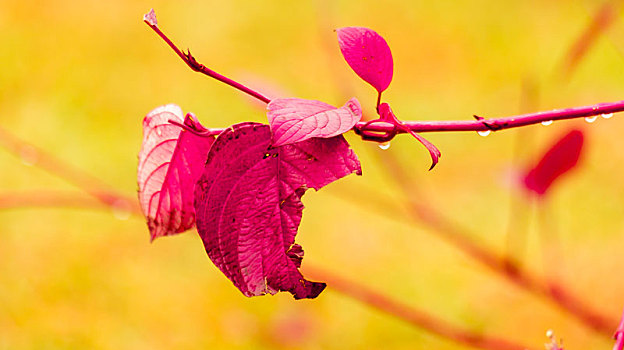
[541,120,553,126]
[585,116,597,123]
[378,142,391,150]
[601,113,613,119]
[20,146,38,166]
[111,199,131,220]
[477,130,491,137]
[546,329,554,338]
[156,127,163,136]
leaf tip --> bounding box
[293,281,326,300]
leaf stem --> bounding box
[143,11,271,104]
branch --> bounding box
[167,99,624,141]
[306,266,530,350]
[0,191,108,211]
[376,150,617,336]
[0,191,142,221]
[143,9,271,104]
[144,10,623,141]
[559,0,620,80]
[0,126,141,215]
[356,101,621,134]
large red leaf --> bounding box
[194,122,361,299]
[523,129,584,196]
[267,97,362,146]
[138,104,214,241]
[337,27,394,93]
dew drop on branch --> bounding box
[378,142,391,150]
[585,116,598,123]
[601,113,613,119]
[477,130,491,137]
[541,120,553,126]
[111,199,132,220]
[19,145,39,166]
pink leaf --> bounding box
[194,122,361,299]
[337,27,394,93]
[523,129,584,196]
[267,97,362,146]
[137,104,214,241]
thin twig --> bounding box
[306,265,531,350]
[559,0,620,80]
[145,9,624,140]
[0,191,108,211]
[143,9,271,104]
[0,126,141,215]
[376,150,617,336]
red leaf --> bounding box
[137,104,214,241]
[523,129,584,196]
[267,97,362,146]
[194,122,361,299]
[337,27,394,93]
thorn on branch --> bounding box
[184,49,204,72]
[473,115,503,131]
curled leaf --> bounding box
[194,122,361,299]
[523,129,584,196]
[137,104,214,241]
[267,97,362,146]
[378,103,441,170]
[337,27,394,93]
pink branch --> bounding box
[375,151,617,336]
[143,10,271,104]
[614,307,624,350]
[306,266,530,350]
[357,100,622,133]
[559,0,619,80]
[0,126,140,215]
[0,191,136,213]
[168,100,624,140]
[144,10,623,140]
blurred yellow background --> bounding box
[1,0,624,349]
